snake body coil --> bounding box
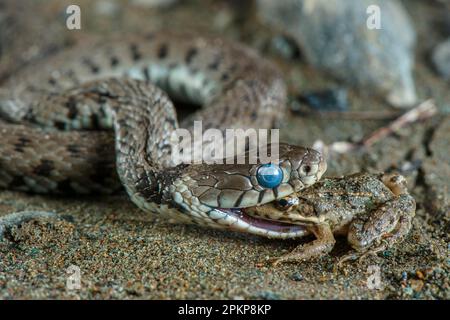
[0,32,326,238]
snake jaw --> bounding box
[211,207,309,239]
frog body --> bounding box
[244,173,416,264]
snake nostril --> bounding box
[299,163,314,176]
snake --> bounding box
[0,32,327,239]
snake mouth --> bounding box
[217,208,308,239]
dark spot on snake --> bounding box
[273,187,279,199]
[145,33,155,40]
[130,43,142,61]
[90,114,101,129]
[185,47,198,64]
[234,192,245,208]
[158,43,168,59]
[176,204,190,215]
[242,94,251,104]
[160,143,172,153]
[65,69,80,86]
[82,57,100,74]
[165,116,177,128]
[96,94,108,104]
[208,54,221,70]
[142,67,150,82]
[117,118,128,128]
[48,77,57,86]
[14,137,31,152]
[110,56,119,67]
[221,73,230,82]
[250,111,258,120]
[258,189,266,204]
[33,159,54,177]
[65,97,78,119]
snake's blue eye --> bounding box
[256,163,283,189]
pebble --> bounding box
[297,88,349,112]
[255,290,281,300]
[291,272,304,281]
[257,0,417,108]
[431,38,450,79]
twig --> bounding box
[362,99,437,148]
[313,100,438,156]
[297,109,404,121]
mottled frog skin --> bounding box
[244,173,416,264]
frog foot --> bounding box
[336,240,388,268]
[270,224,336,266]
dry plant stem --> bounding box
[362,99,437,148]
[315,100,438,155]
[304,110,403,121]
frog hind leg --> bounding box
[340,194,415,265]
[271,223,336,266]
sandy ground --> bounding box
[0,0,448,299]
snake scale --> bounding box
[0,32,327,239]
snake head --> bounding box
[170,143,327,239]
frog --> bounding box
[243,172,416,265]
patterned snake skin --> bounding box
[0,32,327,239]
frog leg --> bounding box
[271,223,336,266]
[361,210,414,257]
[339,194,415,265]
[340,215,413,266]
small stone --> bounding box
[257,0,417,108]
[416,270,425,280]
[291,272,304,281]
[431,38,450,79]
[403,286,413,296]
[382,250,392,257]
[298,88,349,112]
[401,271,408,281]
[255,290,281,300]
